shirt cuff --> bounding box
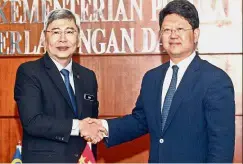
[101,119,109,137]
[71,119,79,136]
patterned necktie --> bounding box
[60,69,77,115]
[161,65,179,131]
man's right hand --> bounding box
[79,118,107,144]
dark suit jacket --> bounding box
[106,54,235,163]
[14,53,99,163]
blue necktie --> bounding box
[60,69,77,116]
[161,65,179,131]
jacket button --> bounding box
[159,138,164,143]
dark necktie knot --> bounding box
[60,69,69,77]
[172,65,179,74]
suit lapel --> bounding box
[162,55,201,135]
[155,63,170,133]
[43,53,74,114]
[72,63,84,118]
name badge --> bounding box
[84,93,94,101]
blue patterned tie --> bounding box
[60,69,77,116]
[161,65,179,131]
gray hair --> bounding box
[43,8,81,33]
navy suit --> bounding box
[14,54,99,163]
[106,54,235,163]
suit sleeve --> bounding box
[14,64,73,143]
[105,74,149,147]
[204,70,235,162]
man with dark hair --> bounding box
[85,0,235,163]
[14,8,103,163]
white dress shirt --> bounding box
[50,57,79,136]
[161,52,196,110]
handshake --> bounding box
[79,118,108,144]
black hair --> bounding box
[159,0,199,30]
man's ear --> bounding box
[193,28,200,44]
[40,31,47,52]
[40,31,46,46]
[77,34,81,48]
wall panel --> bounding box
[0,118,22,162]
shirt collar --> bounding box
[169,51,196,70]
[50,57,73,75]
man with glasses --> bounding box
[14,8,104,163]
[85,0,235,162]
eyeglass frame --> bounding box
[160,27,193,36]
[44,29,78,38]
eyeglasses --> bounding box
[161,28,192,36]
[45,29,77,38]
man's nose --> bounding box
[59,32,67,42]
[170,29,179,37]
